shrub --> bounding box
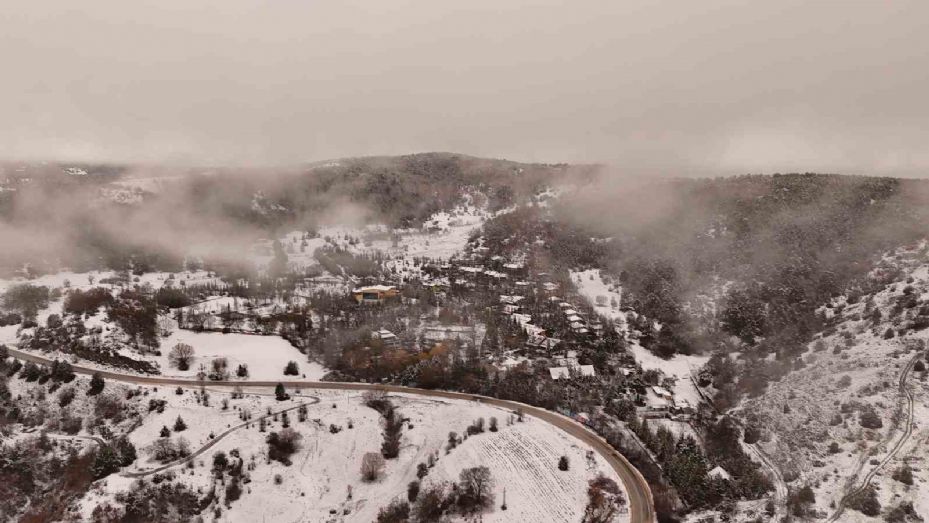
[225,477,243,503]
[267,428,302,465]
[284,361,300,376]
[885,502,920,523]
[558,455,570,471]
[88,372,105,395]
[846,485,880,516]
[892,464,913,486]
[58,387,76,407]
[859,407,883,429]
[149,437,191,463]
[376,499,410,523]
[361,452,386,482]
[407,480,420,502]
[743,425,762,444]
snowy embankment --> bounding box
[157,329,327,381]
[80,390,629,523]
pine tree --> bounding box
[115,437,137,466]
[88,372,105,395]
[174,416,187,432]
[91,445,122,479]
[160,426,171,438]
[275,383,289,401]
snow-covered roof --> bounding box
[549,365,596,380]
[373,329,397,340]
[652,386,672,398]
[708,466,731,481]
[524,324,545,336]
[503,262,524,270]
[500,295,525,305]
[353,285,397,293]
[526,335,561,349]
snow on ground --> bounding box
[629,343,709,407]
[81,389,628,523]
[260,197,495,279]
[739,246,929,521]
[571,269,624,328]
[157,329,326,380]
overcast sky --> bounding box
[2,0,927,176]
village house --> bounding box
[525,334,561,350]
[352,285,400,304]
[372,328,399,347]
[548,364,596,380]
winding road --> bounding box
[826,352,920,523]
[8,347,656,522]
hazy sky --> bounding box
[2,0,928,176]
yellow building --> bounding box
[352,285,399,304]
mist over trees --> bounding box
[0,154,576,277]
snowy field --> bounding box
[571,268,625,329]
[157,329,326,380]
[80,389,628,523]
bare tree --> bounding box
[361,452,386,482]
[168,343,195,370]
[458,466,494,511]
[582,474,627,523]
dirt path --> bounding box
[826,352,920,522]
[123,396,320,478]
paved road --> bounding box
[8,347,656,522]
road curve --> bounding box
[8,347,656,523]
